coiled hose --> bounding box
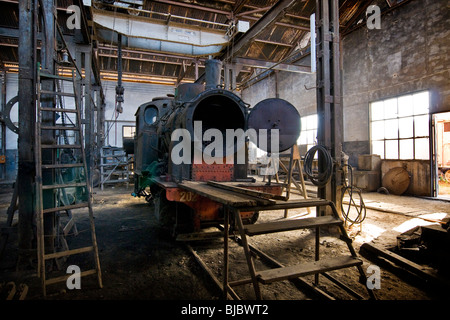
[303,145,334,187]
[340,164,366,227]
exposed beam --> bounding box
[222,0,298,59]
[234,57,311,73]
[149,0,231,17]
[239,14,310,31]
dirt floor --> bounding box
[1,181,449,303]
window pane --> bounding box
[415,138,429,160]
[371,121,385,140]
[307,130,314,144]
[144,106,158,124]
[398,95,414,117]
[414,115,429,137]
[400,139,414,159]
[299,132,307,145]
[372,141,384,159]
[384,98,398,119]
[385,140,399,159]
[371,101,384,121]
[413,91,429,115]
[399,117,414,138]
[385,119,399,139]
[309,114,318,130]
[301,117,307,132]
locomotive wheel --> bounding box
[154,190,176,229]
[153,189,194,235]
[242,211,259,225]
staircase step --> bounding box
[244,216,343,236]
[257,256,362,284]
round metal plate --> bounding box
[248,98,301,152]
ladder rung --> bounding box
[244,216,343,236]
[39,73,74,82]
[39,107,78,113]
[40,125,80,131]
[41,163,84,169]
[41,182,86,189]
[40,90,75,97]
[42,202,89,214]
[101,179,129,184]
[257,256,363,284]
[41,144,82,149]
[45,269,97,286]
[44,246,94,260]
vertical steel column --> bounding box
[18,0,36,263]
[1,70,6,179]
[95,87,104,165]
[77,45,94,181]
[40,0,57,253]
[315,0,343,215]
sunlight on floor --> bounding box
[393,212,448,233]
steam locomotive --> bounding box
[131,59,301,235]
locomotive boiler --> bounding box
[132,59,301,235]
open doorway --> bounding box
[433,112,450,198]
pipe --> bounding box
[204,59,222,90]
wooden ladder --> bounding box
[224,198,376,300]
[35,64,102,296]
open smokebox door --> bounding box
[247,98,301,154]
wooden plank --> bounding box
[42,202,89,214]
[45,269,97,286]
[244,216,342,236]
[42,182,86,189]
[41,144,82,149]
[44,246,93,260]
[39,107,77,113]
[40,90,76,97]
[176,231,223,242]
[360,243,450,288]
[207,181,282,201]
[41,163,84,169]
[179,181,273,207]
[257,256,362,284]
[186,244,234,300]
[237,198,330,212]
[40,125,80,131]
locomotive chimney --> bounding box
[205,58,222,90]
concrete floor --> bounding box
[0,181,449,302]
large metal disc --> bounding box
[248,98,301,153]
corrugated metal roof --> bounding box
[0,0,411,84]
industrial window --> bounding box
[122,125,136,139]
[370,91,430,160]
[298,114,318,151]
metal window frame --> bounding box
[369,90,430,161]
